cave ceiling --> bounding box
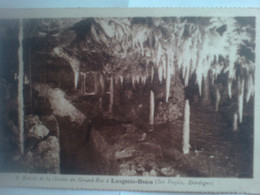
[23,17,255,97]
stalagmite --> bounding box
[99,73,105,94]
[183,100,190,154]
[149,90,155,125]
[83,73,86,94]
[109,75,114,114]
[233,112,238,131]
[165,60,171,103]
[119,76,124,86]
[18,19,24,155]
[238,79,244,123]
[158,66,163,83]
[215,88,221,112]
[228,81,232,98]
[79,72,86,94]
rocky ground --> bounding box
[0,114,60,173]
[59,102,253,177]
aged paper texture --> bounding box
[0,8,259,193]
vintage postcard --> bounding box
[0,8,259,193]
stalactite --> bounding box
[167,48,174,76]
[91,25,100,43]
[137,76,140,85]
[246,74,254,103]
[196,67,203,96]
[18,19,24,155]
[156,43,162,66]
[183,100,190,154]
[53,47,80,89]
[162,57,166,80]
[238,78,244,123]
[98,19,114,38]
[158,66,163,83]
[109,75,114,114]
[99,73,105,94]
[141,76,147,85]
[132,28,146,56]
[139,38,144,57]
[215,87,221,112]
[86,18,253,119]
[211,75,215,86]
[233,112,238,131]
[149,90,155,125]
[75,71,79,89]
[184,66,190,87]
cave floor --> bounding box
[59,103,253,177]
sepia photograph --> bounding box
[0,8,258,193]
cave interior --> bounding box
[0,17,255,177]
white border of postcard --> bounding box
[0,8,259,194]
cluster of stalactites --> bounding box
[53,17,254,126]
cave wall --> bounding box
[0,20,61,173]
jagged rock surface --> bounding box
[20,115,60,173]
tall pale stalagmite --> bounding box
[228,80,232,99]
[183,100,190,154]
[18,19,25,155]
[215,88,221,112]
[233,112,238,131]
[149,90,155,125]
[109,75,114,113]
[165,62,171,103]
[238,79,244,123]
[80,72,86,94]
